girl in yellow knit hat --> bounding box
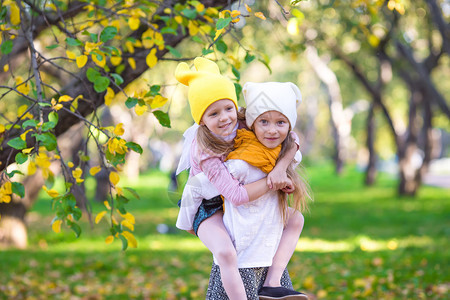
[175,58,308,299]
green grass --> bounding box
[1,164,449,299]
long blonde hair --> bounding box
[276,133,312,226]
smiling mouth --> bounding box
[219,123,231,129]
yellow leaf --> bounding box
[113,123,125,136]
[105,235,114,244]
[10,2,21,26]
[121,231,137,248]
[146,48,158,68]
[17,104,28,116]
[188,21,199,36]
[121,220,134,231]
[95,211,107,224]
[128,58,136,70]
[109,172,120,186]
[150,95,168,109]
[135,104,147,116]
[104,200,111,210]
[110,56,122,66]
[45,188,60,198]
[20,129,31,141]
[76,55,88,68]
[104,87,115,106]
[174,16,183,24]
[89,166,101,176]
[254,12,266,20]
[15,76,30,95]
[58,95,73,103]
[0,124,5,133]
[128,16,140,30]
[85,42,101,53]
[68,162,74,168]
[52,219,62,233]
[92,52,106,68]
[196,3,205,12]
[66,50,76,59]
[214,28,225,41]
[72,167,83,180]
[118,211,136,224]
[3,64,9,72]
[230,10,241,18]
[245,4,252,12]
[54,154,61,159]
[22,147,33,154]
[53,104,63,111]
[28,161,36,175]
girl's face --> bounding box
[200,99,237,137]
[253,111,290,149]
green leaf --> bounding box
[192,36,203,43]
[245,52,255,63]
[153,110,171,128]
[150,85,161,96]
[215,40,227,54]
[6,170,24,178]
[67,220,81,238]
[46,44,59,50]
[11,182,25,198]
[119,234,128,251]
[15,152,28,164]
[125,142,143,154]
[100,26,118,42]
[111,73,124,85]
[86,68,100,82]
[216,17,232,30]
[7,137,27,150]
[1,40,13,55]
[94,77,110,92]
[65,37,83,47]
[166,45,182,58]
[38,102,52,107]
[258,58,272,74]
[22,119,38,129]
[34,132,57,151]
[202,48,214,56]
[181,8,197,19]
[125,97,139,109]
[234,83,242,99]
[231,65,240,80]
[48,111,59,124]
[161,27,177,35]
[124,187,140,200]
[42,122,56,131]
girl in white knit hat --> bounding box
[175,58,301,300]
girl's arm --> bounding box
[201,156,270,205]
[267,131,300,190]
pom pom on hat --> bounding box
[175,57,238,124]
[243,82,302,128]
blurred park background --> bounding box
[0,0,449,299]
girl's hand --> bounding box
[281,178,295,194]
[267,167,290,190]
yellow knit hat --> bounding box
[175,57,238,124]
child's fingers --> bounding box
[267,177,273,189]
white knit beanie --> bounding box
[243,82,302,128]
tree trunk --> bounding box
[306,45,346,174]
[365,103,377,185]
[0,173,44,248]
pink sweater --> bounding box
[189,138,250,205]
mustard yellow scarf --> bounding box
[226,129,281,173]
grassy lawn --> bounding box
[1,163,449,299]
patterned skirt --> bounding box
[206,263,294,300]
[192,195,224,236]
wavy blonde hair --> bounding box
[276,134,312,226]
